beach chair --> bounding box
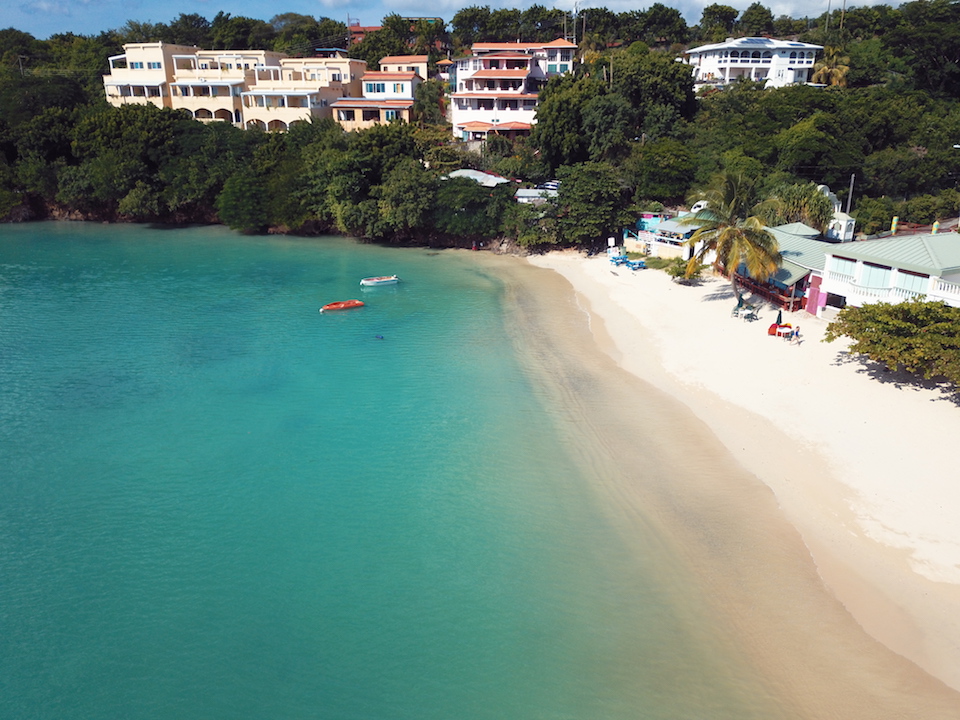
[741,304,759,322]
[731,299,744,317]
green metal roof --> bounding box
[771,259,810,288]
[769,225,834,272]
[827,232,960,275]
[772,222,820,238]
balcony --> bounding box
[825,272,960,308]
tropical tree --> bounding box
[760,181,834,231]
[737,2,774,36]
[824,298,960,391]
[812,46,850,87]
[681,172,781,298]
[697,4,738,42]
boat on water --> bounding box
[360,275,399,287]
[320,299,364,313]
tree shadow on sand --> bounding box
[830,351,960,405]
[701,283,736,301]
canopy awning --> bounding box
[771,259,811,288]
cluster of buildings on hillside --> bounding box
[100,33,960,316]
[101,35,823,137]
[102,38,578,138]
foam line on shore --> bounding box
[526,251,960,694]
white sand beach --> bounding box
[525,251,960,699]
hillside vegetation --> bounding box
[2,2,959,245]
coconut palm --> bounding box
[812,46,850,87]
[680,172,781,300]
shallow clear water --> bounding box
[0,223,780,719]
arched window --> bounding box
[730,50,739,59]
[789,52,797,60]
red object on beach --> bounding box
[767,323,779,336]
[320,299,364,313]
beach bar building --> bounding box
[623,215,695,259]
[815,232,960,313]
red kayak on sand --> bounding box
[320,299,364,313]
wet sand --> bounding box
[490,251,960,718]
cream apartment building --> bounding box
[103,43,366,130]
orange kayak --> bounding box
[320,299,364,313]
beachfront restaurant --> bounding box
[622,216,694,259]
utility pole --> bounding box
[846,173,855,214]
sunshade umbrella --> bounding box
[775,309,783,325]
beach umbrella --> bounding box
[775,309,783,325]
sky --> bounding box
[5,0,852,42]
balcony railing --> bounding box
[828,273,960,306]
[933,277,960,299]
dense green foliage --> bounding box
[3,2,960,246]
[825,299,960,391]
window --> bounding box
[897,270,928,293]
[490,60,500,69]
[393,83,404,93]
[362,109,379,121]
[147,62,161,69]
[338,109,355,121]
[385,109,398,120]
[831,257,856,276]
[131,61,144,69]
[559,63,569,73]
[547,64,557,73]
[332,73,341,82]
[860,263,891,287]
[365,82,385,93]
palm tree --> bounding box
[811,46,850,87]
[680,172,781,301]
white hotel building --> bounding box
[450,39,577,141]
[683,37,822,90]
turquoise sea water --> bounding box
[1,223,781,719]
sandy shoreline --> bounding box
[522,251,960,702]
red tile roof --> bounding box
[471,69,530,79]
[331,98,414,108]
[362,71,419,81]
[379,55,428,65]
